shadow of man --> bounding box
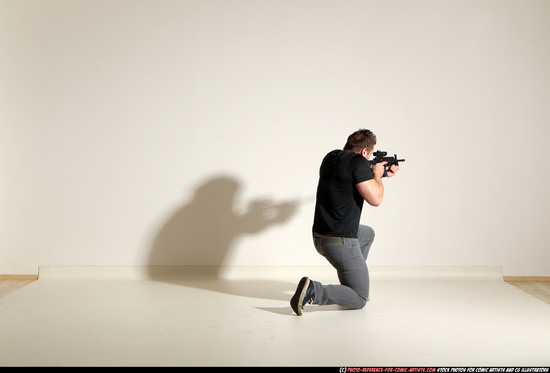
[147,175,299,301]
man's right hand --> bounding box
[371,161,387,180]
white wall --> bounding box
[2,0,550,276]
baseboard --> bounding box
[33,265,506,282]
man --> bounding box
[290,129,399,316]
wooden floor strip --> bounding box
[503,276,550,282]
[0,274,39,280]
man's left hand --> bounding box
[386,164,399,177]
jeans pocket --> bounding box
[316,240,346,270]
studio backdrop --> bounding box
[2,0,549,276]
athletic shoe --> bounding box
[290,277,315,316]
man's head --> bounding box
[343,129,377,158]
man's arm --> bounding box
[357,177,384,207]
[356,162,398,206]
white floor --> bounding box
[1,266,549,367]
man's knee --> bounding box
[353,296,368,310]
[363,225,375,237]
[359,225,375,241]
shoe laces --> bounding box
[302,283,315,307]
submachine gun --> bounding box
[368,150,405,177]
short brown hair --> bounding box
[343,129,377,152]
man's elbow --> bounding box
[366,197,383,207]
[357,181,384,207]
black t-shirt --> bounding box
[312,149,373,238]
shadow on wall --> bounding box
[147,175,300,301]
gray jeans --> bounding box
[311,225,375,309]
